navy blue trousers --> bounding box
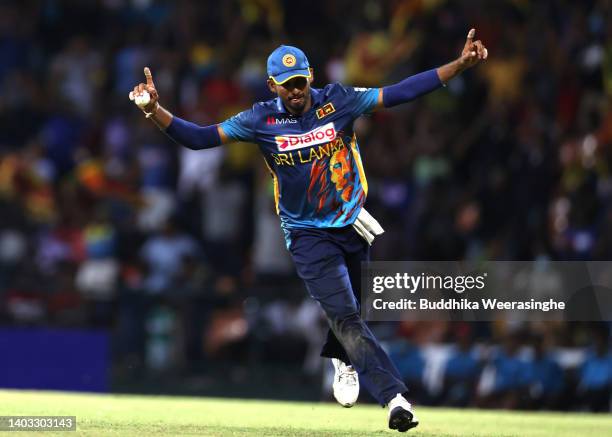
[288,226,408,405]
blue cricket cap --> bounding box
[267,45,311,85]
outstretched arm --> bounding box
[129,67,230,149]
[373,28,488,109]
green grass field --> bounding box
[0,390,610,436]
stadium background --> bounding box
[0,0,610,413]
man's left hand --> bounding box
[459,28,488,69]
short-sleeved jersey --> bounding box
[220,83,378,243]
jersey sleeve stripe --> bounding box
[263,158,281,215]
[349,133,368,196]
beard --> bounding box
[285,95,307,113]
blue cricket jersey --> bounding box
[220,84,379,241]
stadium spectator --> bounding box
[524,336,565,410]
[577,332,612,412]
[139,219,201,294]
[441,327,481,407]
[476,334,531,409]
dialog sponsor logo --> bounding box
[275,122,336,151]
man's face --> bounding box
[268,71,312,115]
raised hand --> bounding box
[459,28,488,69]
[129,67,159,114]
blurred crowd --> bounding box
[0,0,610,410]
[379,321,611,412]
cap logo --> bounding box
[282,54,296,67]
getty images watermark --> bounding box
[362,261,612,321]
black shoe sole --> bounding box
[389,407,419,432]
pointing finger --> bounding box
[144,67,154,86]
[467,28,475,42]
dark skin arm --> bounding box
[373,28,488,109]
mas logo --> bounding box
[266,116,298,125]
[275,122,336,151]
[316,102,336,119]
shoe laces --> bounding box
[338,364,358,386]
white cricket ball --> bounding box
[134,91,151,107]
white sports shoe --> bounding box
[331,358,359,407]
[387,393,419,432]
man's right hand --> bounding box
[129,67,159,114]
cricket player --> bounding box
[130,29,487,432]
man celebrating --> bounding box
[130,29,487,432]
